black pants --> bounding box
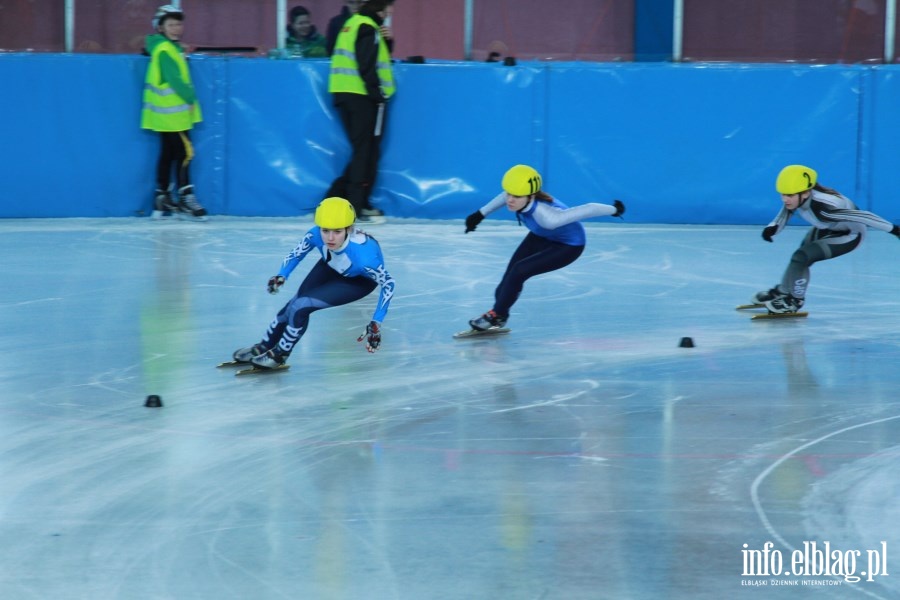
[493,233,585,317]
[156,131,193,192]
[326,93,386,212]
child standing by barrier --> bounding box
[141,5,207,220]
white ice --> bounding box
[1,217,899,599]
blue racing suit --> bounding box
[262,226,395,355]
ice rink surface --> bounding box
[2,217,899,600]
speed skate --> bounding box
[453,327,511,339]
[235,364,290,376]
[735,304,808,320]
[217,360,290,375]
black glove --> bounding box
[762,225,778,242]
[891,225,900,238]
[465,211,484,233]
[612,200,625,218]
[267,275,285,294]
[357,321,381,353]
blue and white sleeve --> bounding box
[278,230,316,279]
[365,263,395,323]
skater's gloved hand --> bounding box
[357,321,381,353]
[891,225,900,238]
[267,275,285,294]
[465,211,484,233]
[612,200,625,218]
[762,225,778,242]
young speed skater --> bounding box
[462,164,625,333]
[753,164,900,314]
[232,197,395,370]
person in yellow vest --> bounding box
[141,5,207,220]
[325,0,396,224]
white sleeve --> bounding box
[531,202,617,230]
[478,192,508,217]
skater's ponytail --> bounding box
[813,183,840,196]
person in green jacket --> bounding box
[141,5,207,220]
[284,6,328,58]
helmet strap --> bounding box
[514,197,534,225]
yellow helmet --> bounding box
[315,197,356,229]
[776,165,817,195]
[502,164,542,197]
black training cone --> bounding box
[144,394,163,408]
[678,337,695,348]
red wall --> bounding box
[0,0,893,63]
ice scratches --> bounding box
[489,379,600,414]
[709,437,789,502]
[802,446,900,596]
[5,297,63,307]
[710,407,899,502]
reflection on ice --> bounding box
[1,218,900,599]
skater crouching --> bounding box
[233,197,395,369]
[754,164,900,314]
[462,164,625,333]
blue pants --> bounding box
[493,233,584,317]
[262,260,377,355]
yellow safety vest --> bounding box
[328,14,395,99]
[141,40,202,132]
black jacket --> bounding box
[325,6,352,56]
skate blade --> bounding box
[751,312,808,320]
[235,364,290,376]
[736,303,765,310]
[217,361,245,368]
[453,327,511,339]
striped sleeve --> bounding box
[811,200,894,233]
[767,206,791,233]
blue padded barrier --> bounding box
[1,54,898,223]
[544,62,864,224]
